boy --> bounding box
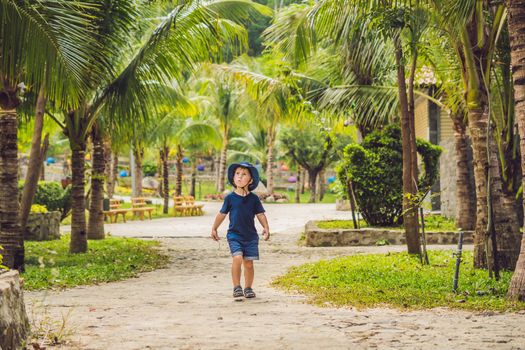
[211,162,270,298]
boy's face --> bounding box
[234,167,252,189]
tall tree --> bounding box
[507,0,525,299]
[0,0,95,269]
[56,0,269,252]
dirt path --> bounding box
[26,204,525,349]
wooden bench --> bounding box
[103,199,130,223]
[131,197,154,220]
[173,195,204,216]
[184,196,204,216]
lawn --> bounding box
[23,235,169,290]
[273,250,525,311]
[317,215,457,231]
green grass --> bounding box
[273,250,525,311]
[273,251,525,311]
[23,235,169,290]
[317,215,457,231]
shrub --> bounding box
[142,162,158,177]
[30,204,48,213]
[336,124,442,227]
[19,181,72,221]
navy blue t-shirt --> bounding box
[220,192,265,240]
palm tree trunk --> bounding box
[175,145,183,196]
[70,142,88,253]
[394,36,420,255]
[87,124,105,240]
[295,165,301,203]
[507,0,525,299]
[218,128,229,193]
[133,147,143,197]
[301,168,306,194]
[20,86,47,234]
[453,116,476,230]
[468,105,490,268]
[160,145,170,213]
[190,159,197,198]
[266,126,275,194]
[489,131,521,269]
[0,105,24,270]
[104,138,115,199]
[308,169,318,203]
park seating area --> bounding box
[131,197,155,220]
[173,195,204,217]
[103,199,129,223]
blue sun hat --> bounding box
[227,162,260,191]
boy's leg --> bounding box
[231,255,243,287]
[242,259,254,288]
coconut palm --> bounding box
[507,0,525,299]
[50,0,270,252]
[264,1,434,254]
[0,0,96,269]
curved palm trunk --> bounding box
[70,142,88,253]
[175,145,183,196]
[20,87,47,234]
[507,0,525,299]
[266,126,275,194]
[394,37,420,255]
[453,117,476,230]
[218,128,229,193]
[133,147,143,197]
[87,124,105,240]
[160,145,170,213]
[0,105,23,270]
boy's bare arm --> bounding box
[256,213,270,241]
[211,213,227,241]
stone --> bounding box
[25,211,61,241]
[265,196,276,203]
[142,176,159,189]
[276,199,288,203]
[252,182,269,196]
[304,220,474,247]
[335,199,351,211]
[0,270,29,350]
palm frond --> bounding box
[1,0,100,105]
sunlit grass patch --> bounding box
[23,235,169,290]
[273,250,525,311]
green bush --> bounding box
[19,181,72,221]
[142,162,158,177]
[336,124,442,227]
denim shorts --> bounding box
[227,234,259,260]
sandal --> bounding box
[244,287,256,298]
[233,285,243,298]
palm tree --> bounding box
[264,1,429,254]
[54,0,270,252]
[217,54,303,194]
[507,0,525,299]
[0,0,95,269]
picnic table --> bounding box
[173,195,204,216]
